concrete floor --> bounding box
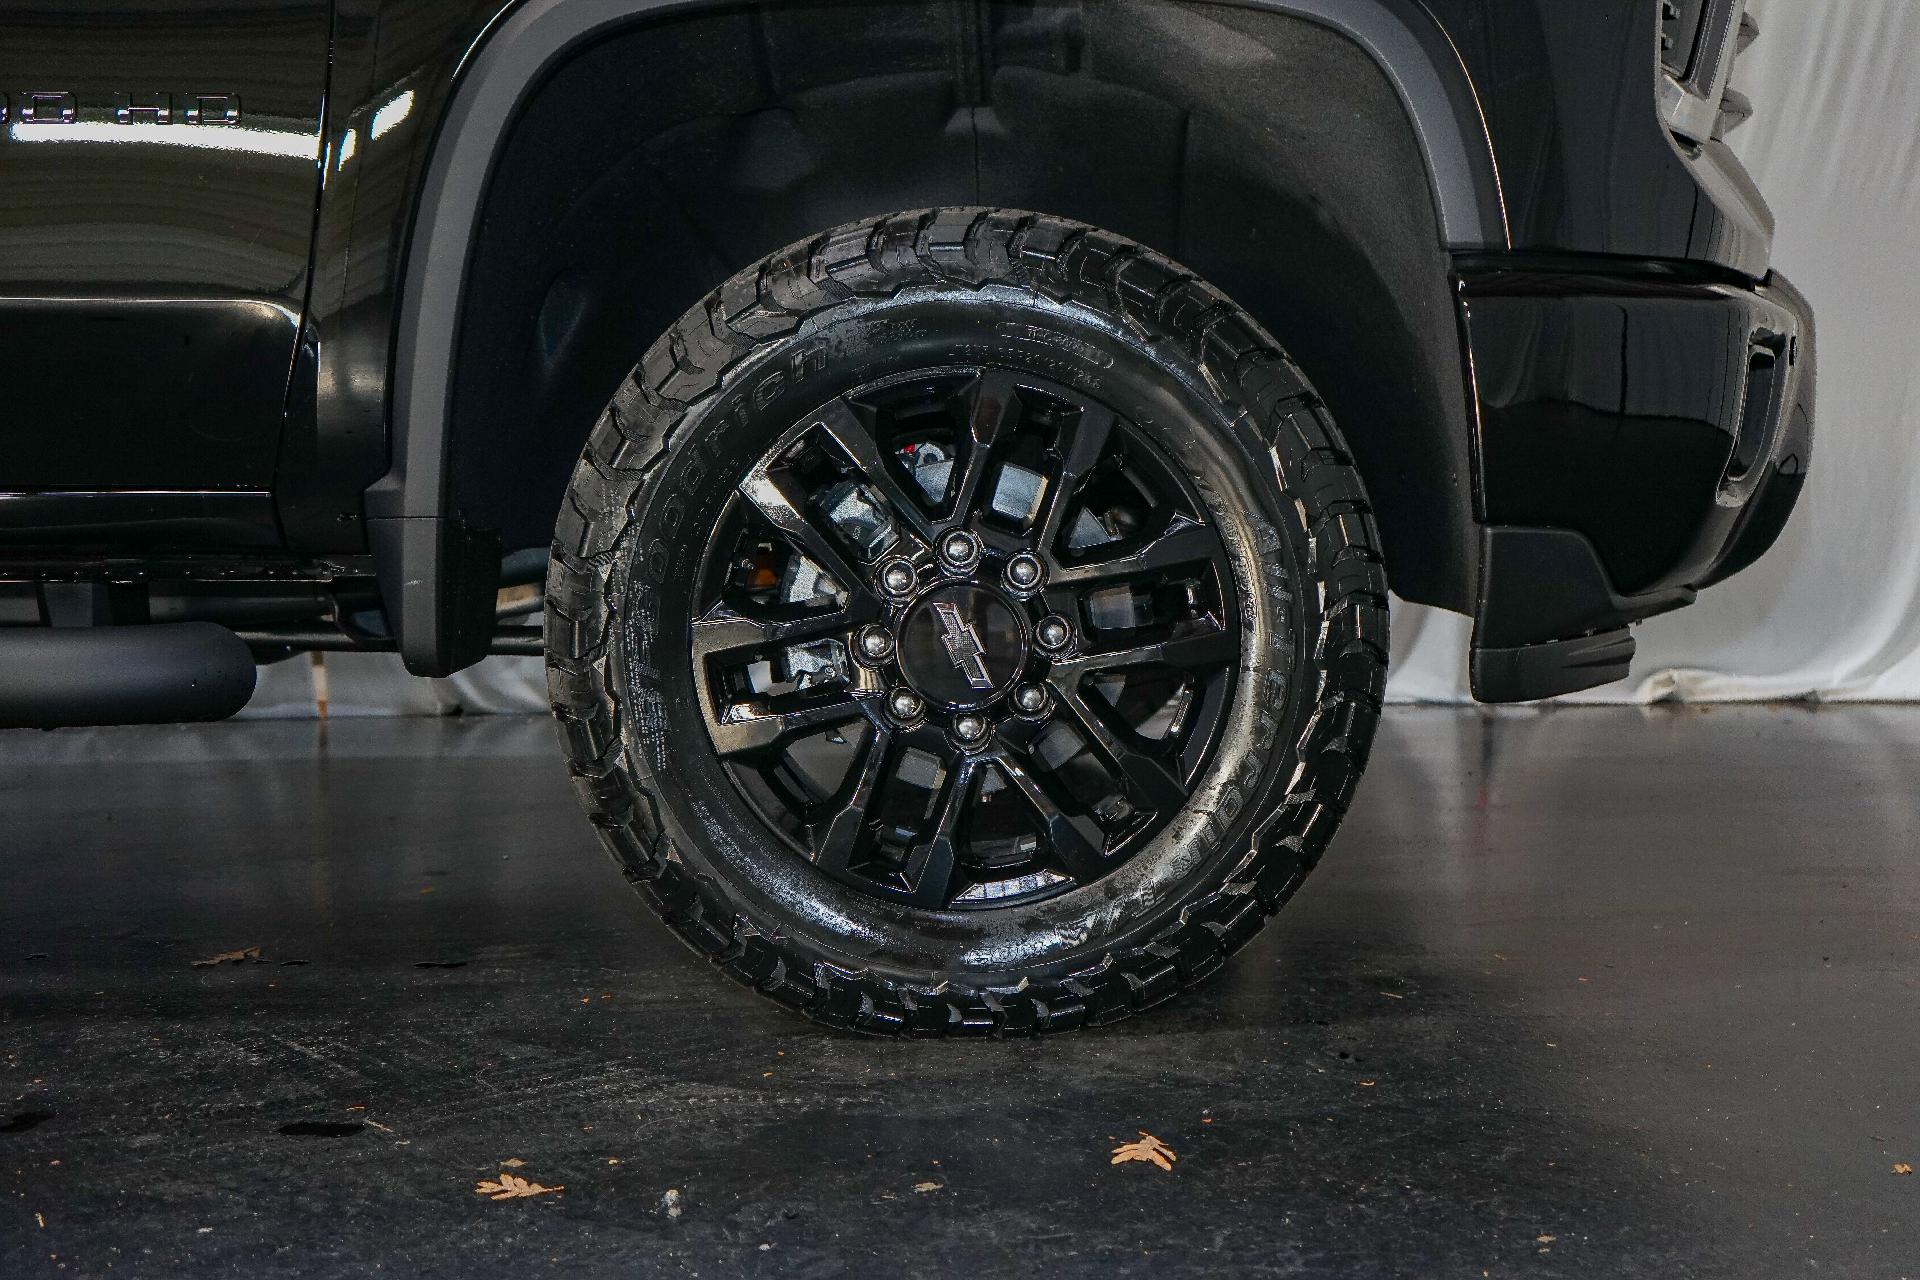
[0,707,1915,1278]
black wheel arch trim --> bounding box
[369,0,1509,676]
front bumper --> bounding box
[1458,266,1815,701]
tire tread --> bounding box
[545,207,1389,1035]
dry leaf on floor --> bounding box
[1111,1131,1177,1171]
[191,947,261,967]
[500,1158,526,1168]
[913,1181,941,1193]
[474,1173,562,1200]
[1894,1163,1913,1176]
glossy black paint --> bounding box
[0,1,329,505]
[1425,0,1772,274]
[0,0,1811,704]
[1461,267,1813,598]
[286,0,482,554]
[0,490,280,552]
[0,298,298,494]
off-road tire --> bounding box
[545,208,1388,1035]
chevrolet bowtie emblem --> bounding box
[932,602,994,690]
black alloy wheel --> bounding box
[546,208,1389,1035]
[694,368,1240,912]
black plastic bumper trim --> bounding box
[1471,629,1637,704]
[1469,525,1689,702]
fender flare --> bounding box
[370,0,1508,674]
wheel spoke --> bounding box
[903,756,976,908]
[812,398,939,546]
[1051,622,1238,678]
[808,725,893,877]
[1035,405,1116,551]
[1049,514,1216,589]
[737,464,869,602]
[945,370,1022,524]
[997,749,1109,882]
[708,692,872,759]
[690,600,876,664]
[1049,684,1190,815]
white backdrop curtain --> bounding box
[254,0,1920,716]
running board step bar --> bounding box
[0,622,256,728]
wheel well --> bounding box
[436,0,1482,618]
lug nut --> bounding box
[938,529,982,572]
[857,625,895,663]
[951,712,991,746]
[1004,553,1045,592]
[1013,683,1051,716]
[880,558,917,598]
[1035,615,1073,652]
[887,688,925,723]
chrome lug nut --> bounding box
[880,558,918,599]
[856,625,895,663]
[887,688,925,723]
[1035,614,1074,652]
[938,529,982,573]
[951,712,991,746]
[1004,552,1045,592]
[1012,683,1051,716]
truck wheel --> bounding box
[545,209,1388,1034]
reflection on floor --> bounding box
[1,708,1914,1277]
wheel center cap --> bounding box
[898,583,1027,708]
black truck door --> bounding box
[0,1,331,548]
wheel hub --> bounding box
[896,583,1028,709]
